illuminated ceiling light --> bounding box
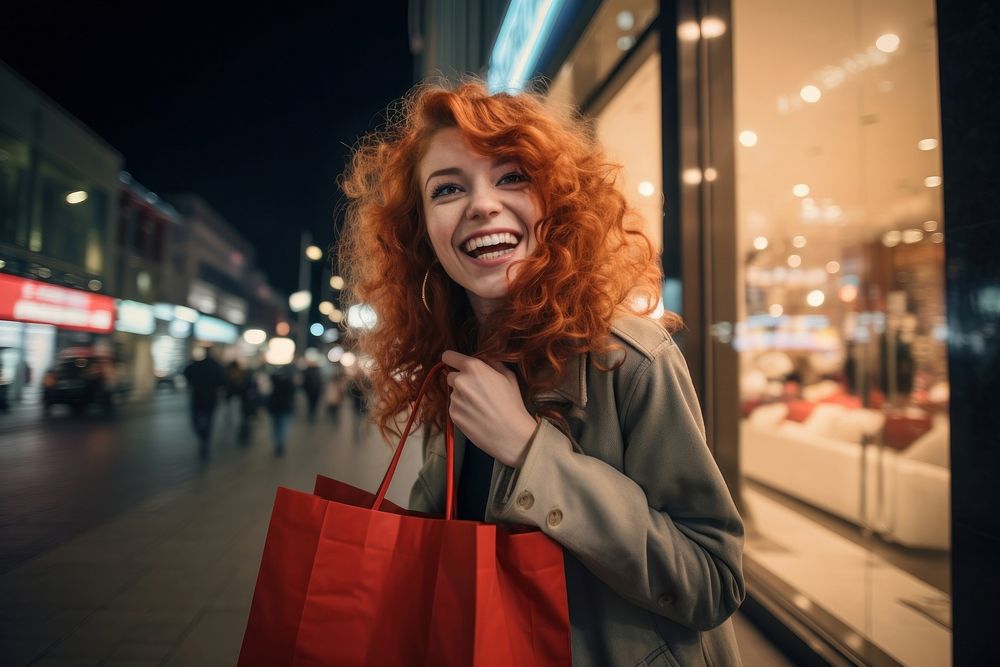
[305,244,324,261]
[328,346,344,363]
[924,176,942,188]
[276,321,291,336]
[792,235,807,248]
[265,337,296,366]
[826,261,841,274]
[36,267,52,278]
[738,130,758,147]
[616,10,635,31]
[704,168,718,182]
[753,236,769,250]
[917,138,938,151]
[87,279,103,291]
[637,181,655,197]
[616,36,634,50]
[923,220,938,232]
[882,230,902,247]
[318,300,334,315]
[66,190,88,204]
[768,304,783,317]
[0,260,5,269]
[800,85,822,103]
[806,290,826,307]
[682,168,703,185]
[902,229,924,244]
[329,309,344,323]
[340,351,357,368]
[288,290,312,313]
[931,232,944,244]
[792,183,810,198]
[329,275,345,290]
[242,329,267,345]
[787,254,802,268]
[309,322,325,336]
[839,285,858,302]
[875,33,900,54]
[677,21,700,42]
[700,17,727,39]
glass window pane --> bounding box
[733,0,950,664]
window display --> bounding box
[732,0,951,663]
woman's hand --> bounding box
[441,350,538,468]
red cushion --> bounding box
[883,413,933,450]
[784,400,816,423]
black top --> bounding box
[457,439,495,521]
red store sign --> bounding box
[0,274,115,333]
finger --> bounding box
[442,350,474,371]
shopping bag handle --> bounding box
[372,362,457,519]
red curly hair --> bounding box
[338,80,677,440]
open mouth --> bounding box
[460,232,521,261]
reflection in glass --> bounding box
[733,0,950,664]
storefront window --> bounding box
[33,158,108,272]
[0,129,31,248]
[732,1,950,664]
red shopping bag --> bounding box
[238,363,572,666]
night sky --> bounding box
[1,2,415,294]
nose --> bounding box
[466,186,502,221]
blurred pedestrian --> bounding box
[182,346,226,460]
[267,366,296,457]
[301,361,323,422]
[325,373,345,421]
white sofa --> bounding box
[740,403,950,550]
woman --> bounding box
[338,81,745,667]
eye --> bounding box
[497,171,529,186]
[429,183,462,199]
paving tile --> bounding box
[164,609,247,666]
[0,562,146,608]
[45,609,141,661]
[0,637,54,666]
[0,606,91,640]
[123,611,193,643]
[105,640,173,661]
[105,565,227,614]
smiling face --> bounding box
[418,127,542,320]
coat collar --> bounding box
[532,351,588,409]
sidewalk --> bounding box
[1,406,425,666]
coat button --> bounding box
[657,594,672,608]
[517,491,534,510]
[546,509,563,527]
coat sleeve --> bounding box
[408,424,445,515]
[491,340,745,631]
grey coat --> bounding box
[409,314,745,666]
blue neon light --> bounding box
[488,0,565,93]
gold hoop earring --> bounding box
[421,267,433,314]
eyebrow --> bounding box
[423,158,519,191]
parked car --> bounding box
[42,348,122,415]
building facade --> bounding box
[0,63,122,403]
[411,0,998,663]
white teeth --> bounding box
[461,232,519,253]
[477,248,515,260]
